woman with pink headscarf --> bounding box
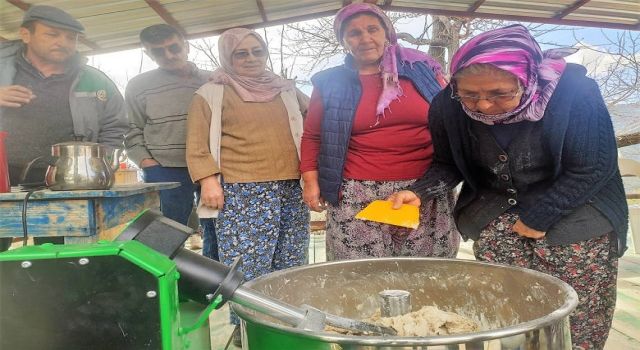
[390,24,627,349]
[186,27,309,346]
[300,3,460,261]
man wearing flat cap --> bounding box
[0,5,128,251]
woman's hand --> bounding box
[140,158,160,168]
[387,190,422,208]
[302,171,326,212]
[512,219,546,239]
[199,175,224,210]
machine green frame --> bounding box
[0,240,218,349]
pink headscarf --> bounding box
[334,3,442,116]
[209,28,293,102]
[450,24,577,125]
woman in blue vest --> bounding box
[300,3,460,261]
[389,25,627,349]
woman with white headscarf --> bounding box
[186,27,309,346]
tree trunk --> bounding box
[428,17,448,72]
[617,132,640,148]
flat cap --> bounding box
[22,5,85,33]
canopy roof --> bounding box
[1,0,639,55]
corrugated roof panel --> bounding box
[477,7,557,19]
[177,14,264,33]
[392,0,474,13]
[569,13,639,24]
[578,2,640,18]
[589,0,640,8]
[261,0,338,22]
[165,0,260,20]
[482,0,571,13]
[60,1,151,20]
[565,13,639,25]
[393,0,576,13]
[168,0,263,31]
[569,0,639,23]
[82,8,158,29]
[262,0,337,13]
[393,3,476,12]
[393,0,476,6]
[88,20,159,43]
[1,0,638,55]
[486,0,576,5]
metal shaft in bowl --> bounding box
[379,289,411,317]
[233,287,397,335]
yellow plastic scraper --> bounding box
[355,200,419,229]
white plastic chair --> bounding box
[618,158,640,177]
[619,157,640,254]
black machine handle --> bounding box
[172,249,243,305]
[117,210,243,306]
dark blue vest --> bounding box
[311,56,442,205]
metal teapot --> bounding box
[44,142,123,191]
[21,142,123,191]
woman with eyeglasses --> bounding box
[300,3,460,261]
[389,24,627,349]
[186,27,309,346]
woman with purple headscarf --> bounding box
[390,24,627,349]
[186,27,310,347]
[300,3,460,261]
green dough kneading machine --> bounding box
[0,210,395,350]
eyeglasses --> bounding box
[232,48,268,60]
[452,85,523,106]
[149,43,183,58]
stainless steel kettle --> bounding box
[44,142,123,191]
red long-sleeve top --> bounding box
[300,74,433,181]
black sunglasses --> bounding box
[232,48,268,60]
[149,43,183,57]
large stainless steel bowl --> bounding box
[233,258,578,349]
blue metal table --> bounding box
[0,182,178,244]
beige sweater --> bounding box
[187,85,306,184]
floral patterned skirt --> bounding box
[325,178,460,261]
[473,212,618,350]
[216,180,310,324]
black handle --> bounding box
[117,209,243,305]
[19,155,57,185]
[172,250,244,305]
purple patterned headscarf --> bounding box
[334,3,443,116]
[450,24,577,125]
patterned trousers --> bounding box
[473,213,618,350]
[216,180,310,325]
[326,179,460,261]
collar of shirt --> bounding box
[18,45,81,79]
[160,61,200,78]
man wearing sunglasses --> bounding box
[124,24,217,258]
[0,5,128,251]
